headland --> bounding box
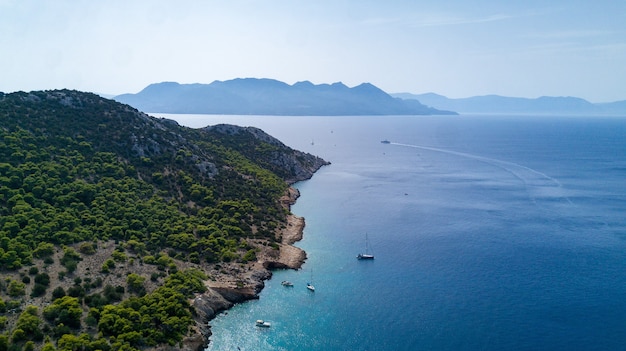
[181,186,310,351]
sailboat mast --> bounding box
[357,233,375,260]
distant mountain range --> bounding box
[114,79,456,116]
[392,92,626,115]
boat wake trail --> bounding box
[391,142,573,205]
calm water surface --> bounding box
[158,114,626,351]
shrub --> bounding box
[84,293,107,308]
[0,335,7,351]
[11,328,26,342]
[43,296,82,328]
[63,260,78,273]
[8,280,26,297]
[102,285,123,302]
[150,273,159,282]
[34,273,50,286]
[126,273,146,295]
[51,286,66,299]
[111,250,127,262]
[30,284,47,298]
[241,249,257,263]
[78,242,96,255]
[101,258,115,273]
[60,247,81,273]
[67,285,85,298]
[32,243,54,258]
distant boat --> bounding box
[281,280,294,287]
[381,139,391,144]
[357,233,375,260]
[255,320,271,328]
[306,270,315,291]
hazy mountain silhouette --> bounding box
[114,78,456,115]
[392,92,626,115]
[596,100,626,115]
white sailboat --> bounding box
[357,233,375,260]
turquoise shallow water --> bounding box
[160,114,626,351]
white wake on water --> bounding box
[390,142,573,205]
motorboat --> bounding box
[307,270,315,291]
[255,320,271,328]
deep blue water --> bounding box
[160,114,626,351]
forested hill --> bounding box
[114,78,457,115]
[0,89,328,350]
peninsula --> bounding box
[0,90,328,350]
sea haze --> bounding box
[158,114,626,351]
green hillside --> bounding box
[0,90,327,350]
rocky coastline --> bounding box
[177,186,311,351]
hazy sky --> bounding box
[1,0,624,102]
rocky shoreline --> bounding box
[178,186,309,351]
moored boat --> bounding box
[255,320,271,328]
[357,233,375,260]
[306,269,315,291]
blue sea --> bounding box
[159,114,626,351]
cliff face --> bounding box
[202,124,330,183]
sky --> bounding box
[1,0,625,102]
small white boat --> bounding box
[307,269,315,291]
[281,280,294,287]
[255,320,271,328]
